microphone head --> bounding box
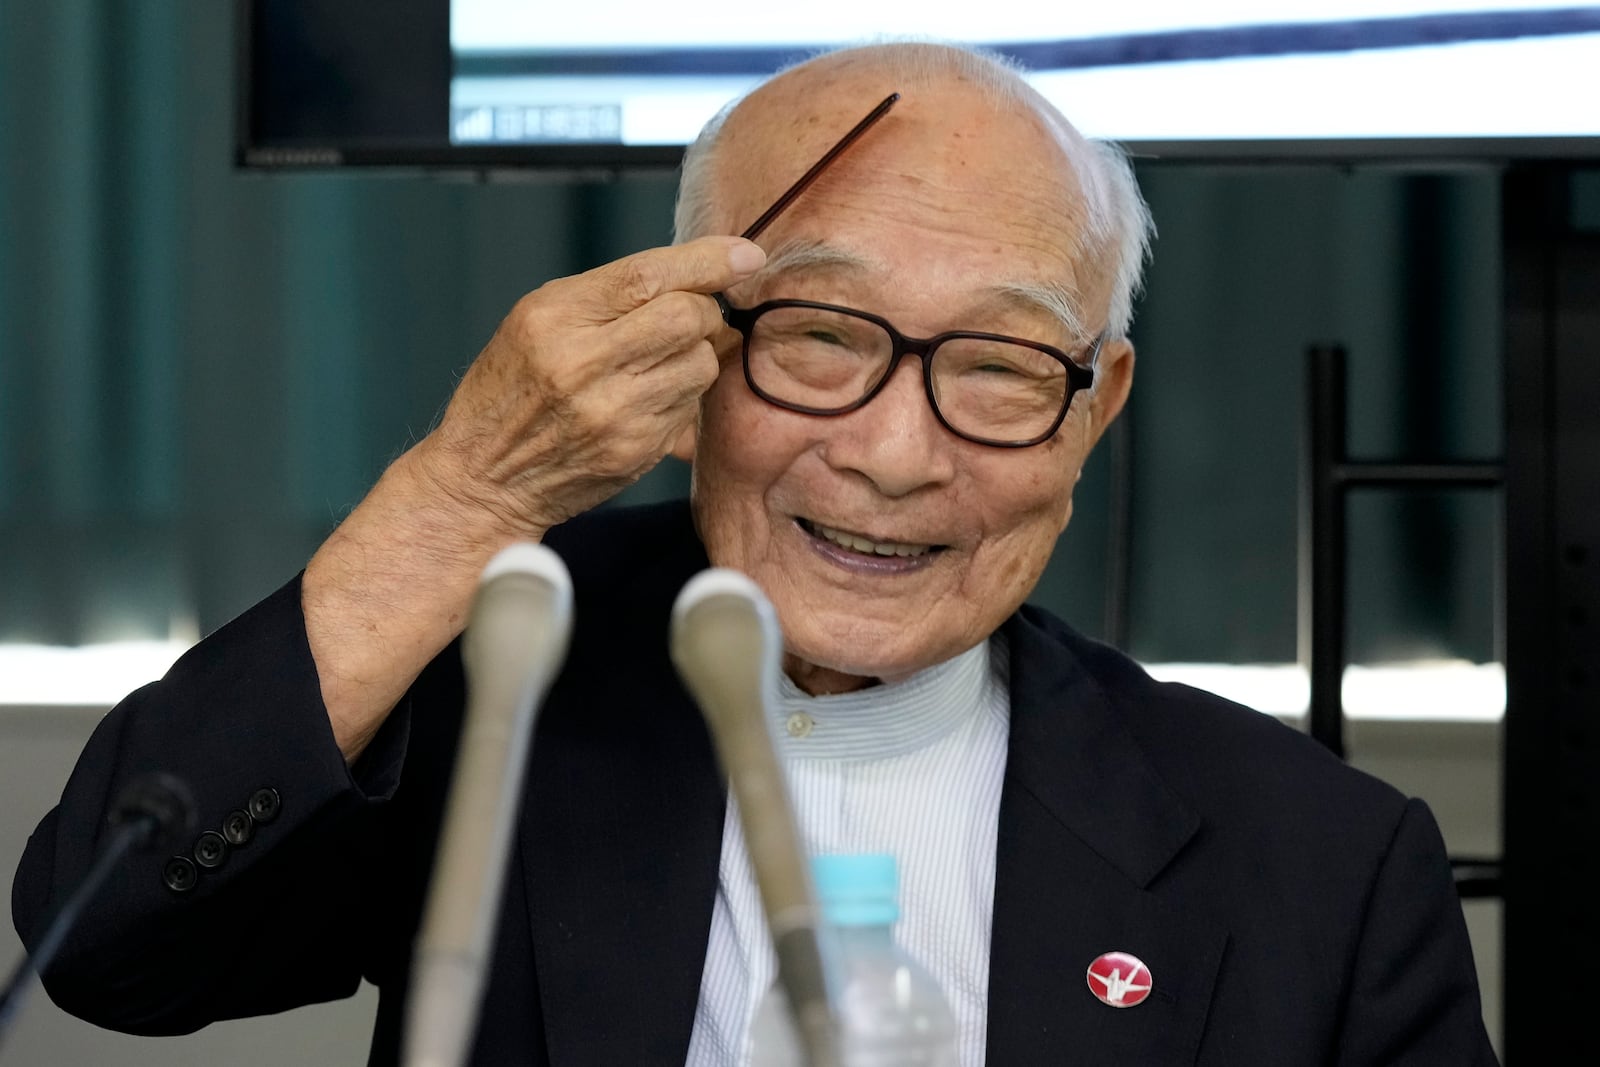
[669,569,783,720]
[108,772,197,853]
[463,542,575,694]
[670,567,773,624]
[479,542,573,592]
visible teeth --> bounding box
[811,522,932,558]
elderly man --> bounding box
[14,42,1495,1066]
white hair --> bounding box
[672,42,1155,341]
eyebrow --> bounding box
[756,239,872,281]
[990,280,1091,345]
[756,238,1093,344]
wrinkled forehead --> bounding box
[709,62,1110,324]
[732,61,1082,205]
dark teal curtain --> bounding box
[1111,166,1503,664]
[0,1,680,642]
[0,1,1504,667]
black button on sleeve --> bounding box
[222,808,255,846]
[193,831,229,869]
[247,787,281,824]
[163,856,198,893]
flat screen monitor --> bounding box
[240,0,1600,169]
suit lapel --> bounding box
[521,668,726,1065]
[520,514,728,1066]
[987,612,1228,1065]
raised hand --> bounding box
[420,235,765,536]
[301,236,765,759]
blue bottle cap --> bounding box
[812,853,899,926]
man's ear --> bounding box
[1085,339,1135,451]
[669,419,697,463]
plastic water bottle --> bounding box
[748,853,959,1066]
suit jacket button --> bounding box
[193,831,229,869]
[163,856,198,893]
[247,787,281,824]
[222,809,255,846]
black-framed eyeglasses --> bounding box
[725,300,1099,448]
[713,93,1098,449]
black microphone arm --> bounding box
[0,772,196,1051]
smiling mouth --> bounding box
[797,517,945,559]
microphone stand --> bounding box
[403,544,573,1067]
[671,569,840,1067]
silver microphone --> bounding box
[404,543,574,1067]
[670,569,839,1067]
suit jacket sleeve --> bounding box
[1334,797,1498,1065]
[9,575,443,1036]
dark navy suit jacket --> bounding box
[13,501,1497,1064]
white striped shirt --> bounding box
[685,634,1011,1067]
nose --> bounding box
[820,357,956,497]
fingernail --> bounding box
[727,240,766,275]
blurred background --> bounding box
[6,1,1598,1063]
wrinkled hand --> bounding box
[419,234,766,538]
[304,236,763,759]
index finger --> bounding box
[572,236,766,318]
